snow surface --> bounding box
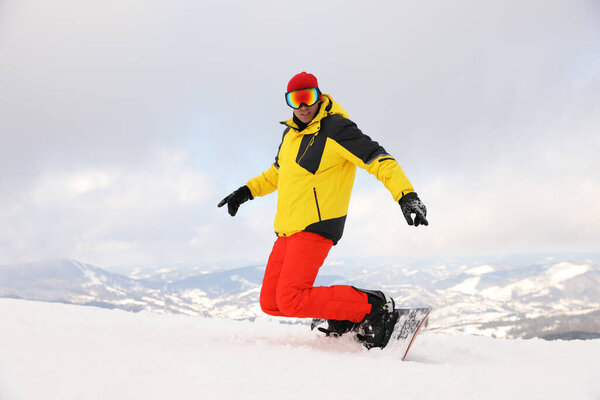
[1,298,599,400]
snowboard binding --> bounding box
[311,319,358,337]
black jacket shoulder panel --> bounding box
[321,115,389,165]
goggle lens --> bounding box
[285,88,320,109]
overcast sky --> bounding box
[1,0,599,269]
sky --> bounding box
[1,0,599,269]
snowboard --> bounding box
[387,307,431,360]
[312,307,431,360]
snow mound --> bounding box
[0,298,598,400]
[465,264,495,275]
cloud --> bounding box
[0,0,599,266]
[338,158,600,260]
[0,148,217,265]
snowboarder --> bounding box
[218,72,428,348]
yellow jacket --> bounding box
[246,94,414,244]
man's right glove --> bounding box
[399,192,428,227]
[217,185,253,216]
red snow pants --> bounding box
[259,231,372,322]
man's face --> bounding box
[293,101,320,124]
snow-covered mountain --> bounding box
[1,255,599,339]
[0,259,199,315]
[1,298,599,400]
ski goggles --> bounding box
[285,87,321,109]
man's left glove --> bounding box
[217,185,254,216]
[399,192,428,227]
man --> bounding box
[218,72,428,349]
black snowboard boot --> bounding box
[354,288,397,349]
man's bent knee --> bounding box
[276,290,307,317]
[260,289,283,316]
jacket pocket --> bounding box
[313,187,322,222]
[296,134,326,174]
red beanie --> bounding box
[287,72,319,92]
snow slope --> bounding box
[1,298,599,400]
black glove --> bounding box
[218,186,254,216]
[399,192,428,227]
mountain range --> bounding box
[1,254,599,340]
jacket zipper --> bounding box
[297,135,316,164]
[313,187,322,222]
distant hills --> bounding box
[1,255,599,340]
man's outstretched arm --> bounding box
[329,117,428,226]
